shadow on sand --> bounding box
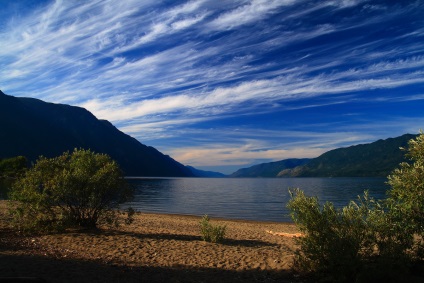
[0,228,302,283]
[84,229,279,248]
[0,252,302,283]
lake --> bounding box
[124,177,389,222]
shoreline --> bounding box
[1,200,301,282]
[135,210,294,225]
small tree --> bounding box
[9,149,133,233]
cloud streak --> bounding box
[1,0,423,170]
[208,0,296,30]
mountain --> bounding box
[278,134,417,177]
[185,166,227,178]
[230,158,311,177]
[229,134,417,178]
[0,90,194,177]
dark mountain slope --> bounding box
[186,166,226,178]
[230,158,310,177]
[0,90,193,177]
[278,134,417,177]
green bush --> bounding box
[199,214,226,243]
[287,132,424,282]
[387,132,424,256]
[9,149,134,234]
[287,189,368,281]
[0,156,27,179]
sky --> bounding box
[1,0,424,174]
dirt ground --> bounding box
[0,201,304,283]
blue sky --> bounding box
[1,0,424,174]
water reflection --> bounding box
[124,177,388,222]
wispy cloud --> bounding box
[79,64,424,125]
[167,129,376,167]
[118,1,209,51]
[208,0,296,30]
[1,0,423,168]
[162,115,424,169]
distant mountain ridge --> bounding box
[278,134,417,177]
[1,90,417,178]
[230,158,310,178]
[230,134,417,178]
[186,166,226,178]
[0,90,193,177]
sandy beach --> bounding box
[0,201,303,282]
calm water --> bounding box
[124,177,389,222]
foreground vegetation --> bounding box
[288,132,424,282]
[0,156,27,179]
[199,214,227,243]
[4,134,424,281]
[8,149,134,233]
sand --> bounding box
[0,201,303,283]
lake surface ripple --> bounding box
[124,177,388,222]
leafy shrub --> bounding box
[199,214,226,243]
[287,189,368,281]
[0,156,27,179]
[287,132,424,282]
[387,132,424,256]
[9,149,134,234]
